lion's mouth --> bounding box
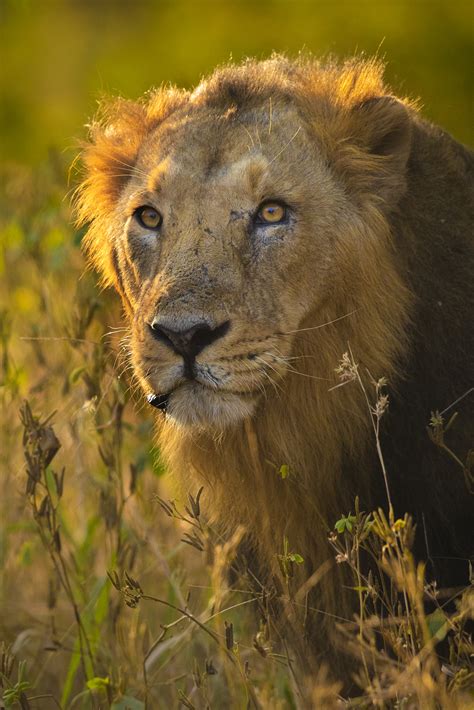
[141,337,290,420]
[145,379,258,427]
[142,345,290,425]
[146,382,255,411]
[145,364,259,414]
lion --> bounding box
[75,56,473,679]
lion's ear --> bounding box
[354,96,412,163]
[343,96,413,210]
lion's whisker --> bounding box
[268,125,302,166]
[253,356,285,395]
[259,368,283,397]
[281,309,359,335]
[92,152,150,179]
[236,360,269,401]
[271,353,329,382]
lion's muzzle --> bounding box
[145,317,232,414]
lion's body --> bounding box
[77,57,473,674]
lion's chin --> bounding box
[157,382,257,430]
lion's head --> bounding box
[76,56,413,432]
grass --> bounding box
[0,157,473,708]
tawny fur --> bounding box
[75,55,473,677]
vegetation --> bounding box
[1,1,472,707]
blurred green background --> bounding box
[1,0,473,166]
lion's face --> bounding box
[78,59,412,430]
[114,105,350,428]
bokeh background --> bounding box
[0,1,472,706]
[2,0,473,165]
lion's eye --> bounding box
[255,201,287,225]
[134,206,162,230]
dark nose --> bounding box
[149,319,230,360]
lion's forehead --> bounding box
[137,105,312,193]
[142,153,271,204]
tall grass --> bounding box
[0,159,472,708]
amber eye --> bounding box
[134,206,162,230]
[256,201,287,224]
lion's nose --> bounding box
[149,318,230,360]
